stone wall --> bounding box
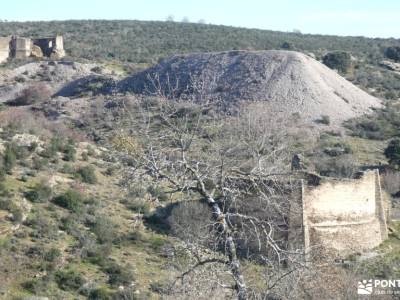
[299,170,388,257]
[0,37,11,63]
[11,37,32,59]
[0,35,65,63]
[32,35,65,58]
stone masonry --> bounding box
[0,35,65,63]
[289,169,389,258]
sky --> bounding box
[1,0,399,38]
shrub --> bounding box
[316,115,331,125]
[10,83,52,106]
[10,205,24,223]
[382,171,400,195]
[101,260,135,286]
[128,185,146,198]
[384,138,400,166]
[41,136,64,158]
[53,189,84,212]
[0,198,11,210]
[3,144,16,174]
[82,151,89,161]
[385,46,400,62]
[76,165,97,184]
[32,155,49,170]
[22,278,50,294]
[88,286,114,300]
[104,165,116,176]
[25,212,58,239]
[91,215,118,244]
[280,41,294,50]
[44,247,61,262]
[25,182,52,203]
[322,51,352,73]
[147,185,168,201]
[121,198,150,215]
[60,163,75,174]
[63,143,77,161]
[0,160,6,180]
[55,268,86,291]
[150,281,171,294]
[314,154,357,178]
[86,145,96,157]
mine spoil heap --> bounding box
[119,50,382,125]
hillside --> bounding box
[0,20,398,64]
[0,19,400,300]
[1,20,400,99]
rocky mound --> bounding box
[0,61,108,102]
[119,50,382,124]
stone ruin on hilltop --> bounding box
[0,35,65,63]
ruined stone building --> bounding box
[289,169,389,258]
[0,35,65,63]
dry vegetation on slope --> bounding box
[0,20,400,300]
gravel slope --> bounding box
[119,50,382,124]
[0,61,99,102]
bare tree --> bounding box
[117,88,315,297]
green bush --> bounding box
[88,286,114,300]
[55,268,86,291]
[63,143,77,162]
[385,46,400,62]
[41,136,64,158]
[32,155,49,170]
[44,247,61,262]
[0,160,6,180]
[101,260,135,286]
[384,138,400,166]
[22,278,50,294]
[147,185,168,201]
[60,163,75,174]
[25,182,52,203]
[3,144,16,174]
[121,198,150,215]
[104,165,116,176]
[53,189,84,212]
[323,51,352,73]
[10,205,24,224]
[25,212,59,239]
[75,165,97,184]
[82,151,89,161]
[91,215,118,244]
[0,198,11,210]
[86,145,96,157]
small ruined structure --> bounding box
[0,35,65,63]
[289,169,389,258]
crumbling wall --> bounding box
[0,35,65,63]
[0,37,11,63]
[300,170,388,257]
[11,37,32,59]
[32,35,65,59]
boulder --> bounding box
[50,49,66,60]
[31,45,43,58]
